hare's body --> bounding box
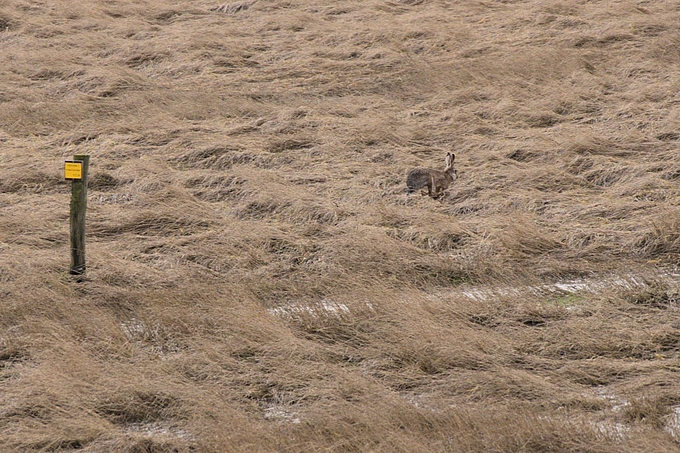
[406,152,457,199]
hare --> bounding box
[406,152,457,199]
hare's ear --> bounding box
[449,153,455,162]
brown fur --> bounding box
[406,152,458,199]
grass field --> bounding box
[1,0,680,451]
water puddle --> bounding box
[267,299,352,318]
[267,270,679,321]
[456,270,680,305]
[124,421,195,441]
[593,386,629,413]
[263,404,301,424]
[665,406,680,439]
[594,421,630,441]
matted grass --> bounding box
[1,0,679,451]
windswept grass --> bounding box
[1,0,679,451]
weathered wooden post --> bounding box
[64,154,90,276]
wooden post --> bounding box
[68,154,89,275]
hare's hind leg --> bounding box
[431,182,446,200]
[420,179,430,196]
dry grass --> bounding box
[1,0,680,451]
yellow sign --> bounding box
[64,161,83,180]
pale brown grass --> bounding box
[1,0,680,451]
